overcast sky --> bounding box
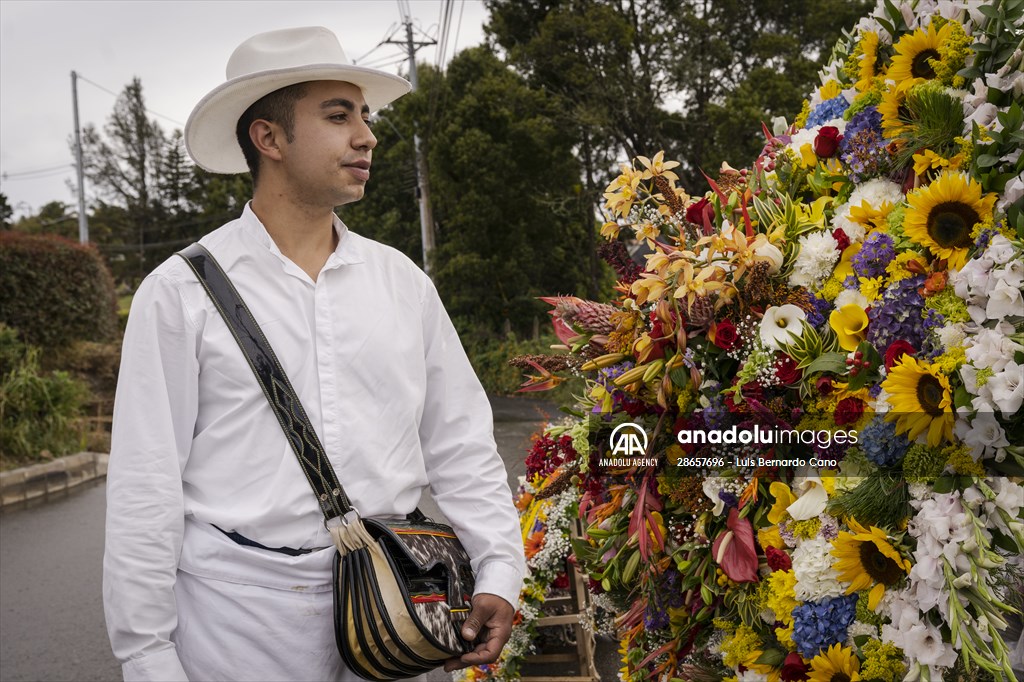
[0,0,489,219]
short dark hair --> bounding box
[235,83,308,184]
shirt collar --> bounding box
[240,202,366,271]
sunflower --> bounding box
[878,87,912,140]
[831,518,911,610]
[855,31,882,92]
[808,644,861,682]
[904,171,996,269]
[882,355,954,446]
[889,21,953,92]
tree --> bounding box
[10,201,78,240]
[0,193,12,229]
[341,49,599,336]
[486,0,871,191]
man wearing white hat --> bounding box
[103,26,525,682]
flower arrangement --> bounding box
[496,1,1024,680]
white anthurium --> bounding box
[759,304,806,351]
[787,475,829,521]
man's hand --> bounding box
[443,593,515,672]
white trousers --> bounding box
[172,570,427,682]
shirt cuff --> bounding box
[122,646,189,682]
[472,560,524,610]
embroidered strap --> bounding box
[176,243,350,521]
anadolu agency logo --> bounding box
[601,423,658,467]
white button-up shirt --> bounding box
[104,205,525,680]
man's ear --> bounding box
[250,119,284,164]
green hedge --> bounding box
[0,325,88,465]
[0,232,119,348]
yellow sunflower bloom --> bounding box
[808,643,861,682]
[882,355,954,446]
[855,31,882,92]
[878,87,911,140]
[831,518,911,610]
[889,21,953,93]
[904,171,996,270]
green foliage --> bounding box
[827,472,911,529]
[0,326,89,464]
[486,0,872,193]
[345,48,600,335]
[0,232,119,348]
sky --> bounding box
[0,0,489,219]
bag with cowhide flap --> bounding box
[177,243,476,680]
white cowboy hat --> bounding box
[185,26,412,174]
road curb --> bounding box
[0,452,108,511]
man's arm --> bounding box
[104,273,199,682]
[416,277,526,665]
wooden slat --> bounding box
[523,653,576,663]
[535,614,579,626]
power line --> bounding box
[0,163,74,178]
[76,73,186,127]
[0,167,74,182]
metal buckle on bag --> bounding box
[324,507,361,532]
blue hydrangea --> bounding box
[792,594,858,658]
[852,232,896,279]
[807,95,850,128]
[860,417,910,466]
[808,295,832,328]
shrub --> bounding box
[0,232,119,348]
[0,326,89,465]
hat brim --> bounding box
[185,64,411,174]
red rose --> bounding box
[780,652,810,681]
[815,376,834,396]
[885,340,917,371]
[775,354,803,385]
[834,396,864,425]
[832,227,850,252]
[685,197,712,226]
[765,546,792,572]
[814,126,843,158]
[711,320,739,350]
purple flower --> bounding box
[852,232,896,279]
[867,275,940,351]
[839,107,890,183]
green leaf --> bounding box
[932,477,955,494]
[804,352,848,376]
[976,154,1000,169]
[977,4,1002,18]
[754,648,786,666]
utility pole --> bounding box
[386,5,436,276]
[70,71,89,244]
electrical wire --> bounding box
[76,74,186,127]
[0,163,74,178]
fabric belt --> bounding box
[214,525,317,556]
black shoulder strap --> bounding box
[176,242,350,521]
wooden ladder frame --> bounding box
[519,518,600,682]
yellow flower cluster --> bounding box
[791,518,823,540]
[945,443,985,476]
[720,624,763,668]
[933,345,966,375]
[885,252,924,283]
[765,570,800,622]
[933,19,973,88]
[860,640,906,681]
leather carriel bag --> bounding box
[178,243,476,680]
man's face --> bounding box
[276,80,377,208]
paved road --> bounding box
[0,396,563,682]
